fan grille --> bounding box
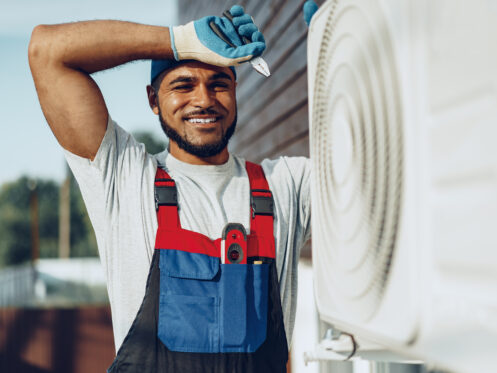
[311,0,404,322]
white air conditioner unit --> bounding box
[308,1,497,372]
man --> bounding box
[29,5,310,372]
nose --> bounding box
[191,84,215,108]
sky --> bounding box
[0,0,178,185]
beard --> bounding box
[158,107,237,158]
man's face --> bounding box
[152,61,237,159]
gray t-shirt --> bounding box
[64,117,311,352]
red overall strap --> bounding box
[155,167,220,257]
[155,167,179,229]
[154,163,275,260]
[246,161,276,259]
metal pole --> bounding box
[59,175,71,258]
[29,180,39,262]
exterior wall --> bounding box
[178,0,324,163]
[0,307,115,373]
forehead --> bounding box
[160,62,235,85]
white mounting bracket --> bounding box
[304,329,423,365]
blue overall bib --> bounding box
[107,161,288,372]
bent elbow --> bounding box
[28,25,51,68]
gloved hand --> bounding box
[171,5,266,66]
[303,0,319,27]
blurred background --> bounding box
[0,1,176,371]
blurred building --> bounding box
[0,258,114,373]
[0,258,107,308]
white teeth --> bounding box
[187,117,217,123]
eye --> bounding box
[172,84,193,91]
[211,82,230,91]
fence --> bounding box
[0,264,35,308]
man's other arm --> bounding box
[28,21,173,160]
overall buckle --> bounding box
[155,180,178,211]
[250,189,274,218]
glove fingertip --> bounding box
[235,42,266,59]
[238,23,257,38]
[252,31,265,44]
[251,41,266,56]
[303,1,319,26]
[230,5,245,17]
[232,14,252,27]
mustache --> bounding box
[183,108,222,118]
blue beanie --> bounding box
[150,59,236,84]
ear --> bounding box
[146,85,160,115]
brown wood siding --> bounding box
[0,307,115,373]
[179,0,325,162]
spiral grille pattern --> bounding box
[311,0,403,322]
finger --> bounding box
[238,23,258,39]
[303,0,319,26]
[233,41,266,58]
[232,14,253,27]
[251,31,265,44]
[230,5,245,17]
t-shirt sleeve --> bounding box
[289,157,311,243]
[261,156,311,252]
[63,116,154,268]
[260,156,311,342]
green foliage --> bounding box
[0,174,98,268]
[133,131,167,155]
[0,130,163,267]
[0,203,31,266]
[0,177,59,266]
[37,178,60,258]
[69,172,98,257]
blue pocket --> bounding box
[163,248,219,280]
[220,263,268,352]
[158,250,220,352]
[158,249,269,353]
[159,294,219,352]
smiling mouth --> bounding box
[184,116,222,125]
[186,117,218,123]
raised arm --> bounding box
[28,21,173,159]
[28,6,266,160]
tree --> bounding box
[133,131,167,155]
[69,171,98,258]
[0,175,98,267]
[0,177,59,266]
[0,131,163,267]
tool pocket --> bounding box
[158,249,269,353]
[220,263,269,352]
[158,249,220,352]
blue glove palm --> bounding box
[171,5,266,66]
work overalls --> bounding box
[108,161,288,372]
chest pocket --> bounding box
[158,248,269,353]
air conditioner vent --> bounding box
[310,0,404,322]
